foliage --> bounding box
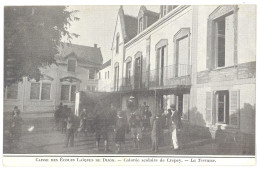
[4,6,80,87]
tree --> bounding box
[4,6,80,87]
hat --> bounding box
[129,96,135,99]
[170,104,176,109]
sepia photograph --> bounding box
[2,1,257,166]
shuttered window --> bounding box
[205,90,240,127]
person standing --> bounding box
[79,108,88,136]
[114,111,127,153]
[64,109,75,147]
[142,105,152,131]
[61,105,68,134]
[151,110,163,152]
[129,110,143,149]
[94,103,110,152]
[170,104,182,150]
[11,108,23,151]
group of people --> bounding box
[128,102,182,153]
[54,100,182,153]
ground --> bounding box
[3,113,253,155]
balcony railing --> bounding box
[97,64,192,92]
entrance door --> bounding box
[134,57,142,89]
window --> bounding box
[105,72,107,79]
[68,59,76,72]
[139,17,143,33]
[87,86,91,91]
[206,90,239,127]
[107,71,109,79]
[98,72,101,79]
[61,85,70,101]
[6,83,18,99]
[61,84,76,102]
[89,69,95,80]
[41,83,51,100]
[116,34,119,53]
[126,61,131,84]
[207,6,237,69]
[174,28,191,77]
[216,90,229,124]
[30,82,51,100]
[30,83,40,99]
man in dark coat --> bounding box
[142,105,152,131]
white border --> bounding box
[0,0,259,170]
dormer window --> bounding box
[68,59,76,72]
[139,17,143,33]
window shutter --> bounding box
[229,90,240,128]
[183,94,189,120]
[206,91,212,124]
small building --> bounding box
[4,43,103,113]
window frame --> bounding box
[215,90,229,124]
[30,81,52,101]
[207,6,238,70]
[60,83,77,102]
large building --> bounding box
[98,5,256,149]
[4,43,103,113]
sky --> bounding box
[67,5,160,63]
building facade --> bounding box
[4,43,103,113]
[98,5,256,144]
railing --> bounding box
[97,64,192,92]
[149,64,192,88]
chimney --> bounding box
[94,44,98,48]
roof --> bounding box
[101,59,111,69]
[56,43,103,66]
[124,15,138,43]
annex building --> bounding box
[4,43,103,113]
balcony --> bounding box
[97,64,192,93]
[149,64,192,89]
